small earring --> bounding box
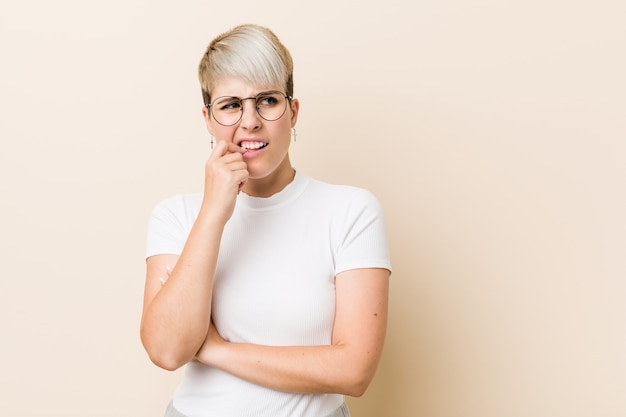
[292,128,297,142]
[210,136,214,149]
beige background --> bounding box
[1,1,625,416]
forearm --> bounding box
[141,214,225,370]
[197,339,381,397]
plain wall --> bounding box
[1,1,624,416]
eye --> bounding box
[257,93,281,107]
[214,97,241,111]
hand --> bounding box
[201,141,248,222]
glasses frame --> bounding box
[206,90,293,126]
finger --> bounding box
[220,152,247,164]
[232,166,249,183]
[212,139,232,156]
[224,142,246,155]
[209,140,246,160]
[238,178,247,194]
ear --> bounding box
[202,106,215,136]
[289,98,300,128]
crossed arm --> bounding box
[196,267,389,397]
[141,252,389,397]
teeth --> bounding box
[240,141,267,150]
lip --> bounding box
[242,146,267,159]
[238,138,268,152]
[237,138,268,159]
[237,138,266,146]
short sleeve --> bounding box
[333,188,392,275]
[145,195,197,259]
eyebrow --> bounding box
[216,90,283,99]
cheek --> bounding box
[214,127,237,142]
[277,119,295,137]
[273,126,292,145]
[202,109,214,133]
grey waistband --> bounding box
[164,401,351,417]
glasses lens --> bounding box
[211,96,242,126]
[256,92,287,121]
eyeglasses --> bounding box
[206,90,292,126]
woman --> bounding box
[141,24,392,417]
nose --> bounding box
[239,97,261,130]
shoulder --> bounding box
[146,193,203,257]
[303,176,383,211]
[151,193,203,214]
[149,193,203,226]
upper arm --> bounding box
[332,268,390,377]
[142,254,180,319]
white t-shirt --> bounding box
[146,171,392,417]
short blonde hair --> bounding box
[198,24,294,106]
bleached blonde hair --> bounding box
[198,24,294,106]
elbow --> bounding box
[140,328,192,371]
[343,379,370,398]
[332,345,382,397]
[340,368,376,397]
[147,350,186,371]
